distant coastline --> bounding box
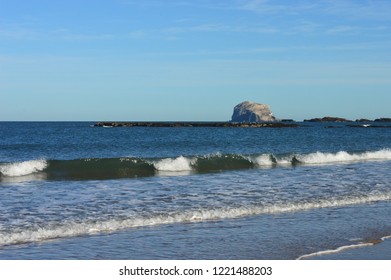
[304,117,391,123]
[93,117,391,128]
[93,121,299,128]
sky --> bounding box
[1,0,391,121]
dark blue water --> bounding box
[0,122,391,259]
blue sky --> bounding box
[1,0,391,121]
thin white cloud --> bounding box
[0,23,115,42]
[127,30,147,39]
[324,0,391,21]
[289,20,322,34]
[326,25,358,34]
[163,23,232,34]
[325,24,391,35]
[59,33,114,41]
[231,0,391,36]
[237,0,391,20]
[127,40,391,60]
[111,1,391,39]
[0,25,39,40]
[239,0,318,14]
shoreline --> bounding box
[299,236,391,260]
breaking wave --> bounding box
[295,150,391,165]
[0,159,47,177]
[1,149,391,181]
[1,191,390,247]
[153,156,194,172]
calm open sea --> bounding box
[1,121,391,259]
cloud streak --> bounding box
[0,24,39,40]
[236,0,391,20]
[323,0,391,21]
[239,0,318,14]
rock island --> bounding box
[94,101,299,128]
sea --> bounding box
[0,121,391,260]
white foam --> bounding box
[1,192,390,247]
[153,156,194,172]
[297,149,391,165]
[381,235,391,241]
[0,160,48,177]
[275,157,293,165]
[253,154,294,166]
[297,235,391,260]
[297,243,374,260]
[253,154,274,166]
[251,149,391,168]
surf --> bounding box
[0,159,47,177]
[1,149,391,181]
[1,191,390,247]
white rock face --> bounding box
[231,101,276,122]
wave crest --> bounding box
[0,160,47,177]
[296,150,391,165]
[1,149,391,180]
[153,156,194,172]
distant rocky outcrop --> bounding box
[356,119,372,123]
[93,121,298,128]
[374,118,391,122]
[281,119,296,123]
[231,101,276,122]
[304,116,353,123]
[306,117,391,123]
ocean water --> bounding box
[0,121,391,259]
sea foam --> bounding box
[2,149,391,179]
[0,160,48,177]
[297,149,391,165]
[253,154,275,166]
[251,149,391,167]
[297,243,374,260]
[153,156,194,171]
[1,191,390,247]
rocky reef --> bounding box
[93,100,390,128]
[231,101,276,122]
[93,122,299,128]
[305,117,391,123]
[93,101,300,128]
[374,118,391,122]
[304,116,353,123]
